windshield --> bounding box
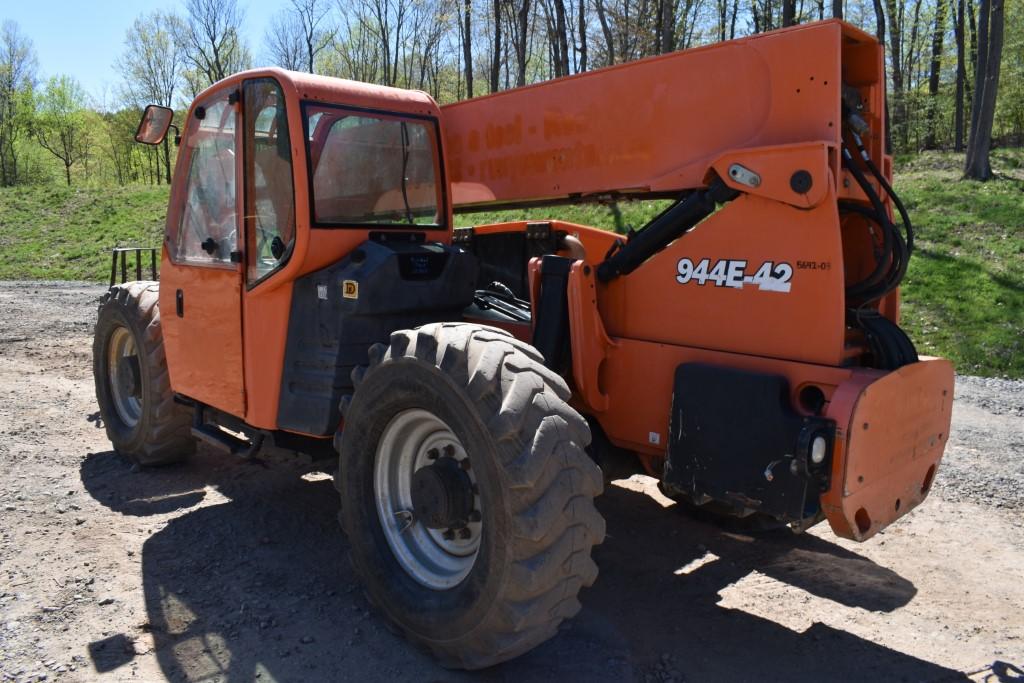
[304,105,443,227]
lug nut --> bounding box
[442,528,455,540]
[427,448,439,460]
[458,527,472,540]
[443,444,455,457]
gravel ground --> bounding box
[935,375,1024,510]
[0,281,1022,683]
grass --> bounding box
[0,184,169,282]
[0,149,1020,377]
[894,149,1024,378]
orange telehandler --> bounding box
[94,19,953,668]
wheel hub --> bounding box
[117,355,141,398]
[411,457,474,530]
[107,326,143,428]
[373,409,483,590]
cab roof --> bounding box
[200,67,442,119]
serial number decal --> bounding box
[796,260,832,271]
[675,258,793,293]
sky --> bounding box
[3,0,282,104]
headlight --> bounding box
[811,435,827,465]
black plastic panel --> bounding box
[531,255,573,372]
[664,363,833,522]
[277,240,477,435]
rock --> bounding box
[300,635,315,644]
[97,597,114,606]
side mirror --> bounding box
[135,104,174,145]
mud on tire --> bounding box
[336,322,605,669]
[93,282,195,466]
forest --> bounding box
[0,0,1020,190]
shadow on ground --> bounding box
[80,449,967,682]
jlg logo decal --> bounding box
[676,258,793,293]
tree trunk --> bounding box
[964,0,1004,180]
[578,0,587,71]
[872,0,893,153]
[554,0,570,74]
[490,0,502,92]
[924,0,947,149]
[64,163,71,187]
[464,0,474,97]
[884,0,905,149]
[967,0,989,152]
[954,0,966,151]
[659,0,677,52]
[832,0,842,18]
[595,0,615,64]
[161,137,171,184]
[782,0,797,25]
[515,0,530,86]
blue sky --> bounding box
[4,0,281,103]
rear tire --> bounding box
[336,322,604,669]
[93,282,195,466]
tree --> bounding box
[265,10,307,70]
[954,0,967,150]
[116,12,183,184]
[490,0,503,90]
[267,0,334,73]
[32,76,90,186]
[176,0,252,95]
[459,0,473,96]
[924,0,947,149]
[782,0,797,25]
[0,20,37,187]
[964,0,1004,179]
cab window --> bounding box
[304,104,443,228]
[244,78,295,284]
[173,95,238,264]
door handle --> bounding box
[176,289,184,317]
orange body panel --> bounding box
[822,358,953,540]
[159,256,246,416]
[600,189,846,366]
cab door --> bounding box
[159,87,246,417]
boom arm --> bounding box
[441,20,886,211]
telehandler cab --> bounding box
[94,19,954,668]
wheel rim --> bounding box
[107,326,142,428]
[374,409,482,590]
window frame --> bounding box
[300,101,448,231]
[166,89,242,270]
[242,77,297,290]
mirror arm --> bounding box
[168,124,181,147]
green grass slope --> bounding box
[0,150,1020,376]
[0,184,169,282]
[896,150,1024,377]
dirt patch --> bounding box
[1,282,1022,682]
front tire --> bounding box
[336,323,604,669]
[93,282,195,466]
